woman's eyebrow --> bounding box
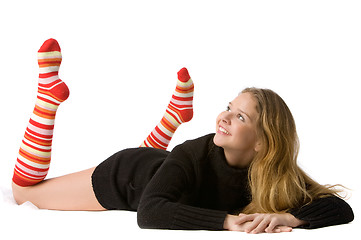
[229,102,252,120]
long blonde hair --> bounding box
[241,87,342,214]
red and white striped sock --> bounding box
[140,67,194,150]
[13,38,69,187]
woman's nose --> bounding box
[221,113,231,124]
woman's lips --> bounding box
[218,125,231,135]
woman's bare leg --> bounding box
[12,167,105,211]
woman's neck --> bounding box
[223,149,253,169]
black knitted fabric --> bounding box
[92,134,354,230]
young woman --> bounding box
[12,39,354,234]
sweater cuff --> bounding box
[288,197,354,229]
[173,204,228,230]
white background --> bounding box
[0,0,360,239]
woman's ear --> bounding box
[254,141,262,152]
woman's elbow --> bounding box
[137,202,157,229]
[137,214,151,229]
[137,209,160,229]
[343,200,354,224]
[137,200,172,229]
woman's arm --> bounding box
[288,196,354,229]
[137,144,228,230]
[225,196,354,233]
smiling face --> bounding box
[213,92,260,168]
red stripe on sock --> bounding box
[161,118,177,132]
[171,95,193,102]
[26,127,53,139]
[150,132,169,147]
[169,103,192,110]
[148,136,166,150]
[13,171,44,187]
[36,95,60,106]
[14,167,46,181]
[16,159,49,173]
[175,85,194,92]
[29,119,54,130]
[165,109,182,125]
[39,79,62,88]
[19,148,50,163]
[149,133,164,147]
[34,108,56,119]
[155,126,172,140]
[24,132,52,147]
[22,140,51,153]
[39,72,59,78]
[146,136,160,149]
[24,133,52,146]
[38,59,61,64]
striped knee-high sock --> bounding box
[12,38,69,187]
[140,67,194,150]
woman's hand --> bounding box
[224,213,307,234]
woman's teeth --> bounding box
[219,126,230,135]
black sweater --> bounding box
[136,134,354,230]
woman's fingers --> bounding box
[232,213,294,234]
[275,226,293,233]
[235,214,255,225]
[264,217,279,233]
[241,213,294,234]
[244,216,265,233]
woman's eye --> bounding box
[226,106,245,121]
[237,114,245,121]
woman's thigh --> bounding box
[12,167,106,211]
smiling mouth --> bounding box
[218,126,231,135]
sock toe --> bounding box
[177,67,191,82]
[38,38,61,53]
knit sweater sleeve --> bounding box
[289,196,354,229]
[137,141,227,230]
